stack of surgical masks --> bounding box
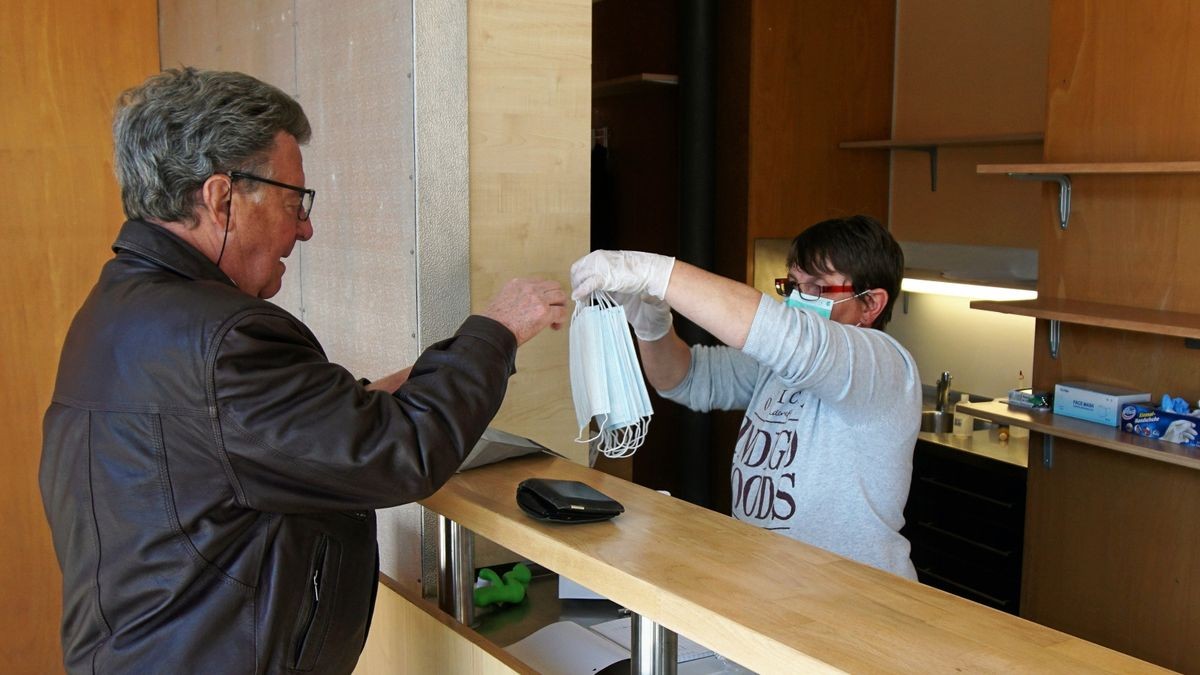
[568,291,653,458]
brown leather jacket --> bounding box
[41,220,517,673]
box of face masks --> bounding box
[1052,382,1151,427]
[1120,404,1200,447]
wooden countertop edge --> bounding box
[417,455,1168,673]
[376,572,539,675]
[422,473,837,673]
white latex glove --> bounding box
[613,291,673,341]
[570,250,676,301]
[1161,419,1198,444]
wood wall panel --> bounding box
[1023,439,1200,672]
[353,579,528,675]
[0,0,159,670]
[893,0,1049,137]
[1043,1,1200,162]
[468,0,591,461]
[890,144,1045,245]
[1022,2,1200,670]
[889,0,1048,248]
[745,0,893,268]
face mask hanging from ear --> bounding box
[568,291,653,458]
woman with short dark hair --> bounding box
[570,215,921,579]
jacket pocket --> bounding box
[291,535,341,671]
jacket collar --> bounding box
[112,219,236,288]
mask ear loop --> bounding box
[594,289,615,310]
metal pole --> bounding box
[630,612,678,675]
[436,514,475,625]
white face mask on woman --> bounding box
[569,291,653,458]
[785,288,868,319]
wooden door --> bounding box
[0,1,158,670]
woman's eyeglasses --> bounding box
[774,278,855,300]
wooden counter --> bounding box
[421,455,1166,673]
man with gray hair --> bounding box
[40,67,566,673]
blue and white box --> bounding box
[1053,382,1151,427]
[1120,404,1200,447]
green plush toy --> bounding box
[474,562,532,607]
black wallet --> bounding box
[516,478,624,523]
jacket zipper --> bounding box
[294,536,328,665]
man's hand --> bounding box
[481,277,568,346]
[612,291,673,341]
[570,250,675,301]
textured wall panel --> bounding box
[294,0,427,582]
[294,1,418,376]
[414,1,470,349]
[159,1,306,313]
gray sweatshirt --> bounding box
[660,295,921,579]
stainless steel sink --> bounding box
[920,409,998,434]
[920,410,953,433]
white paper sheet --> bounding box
[505,621,628,675]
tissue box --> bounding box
[1120,404,1200,447]
[1053,382,1151,427]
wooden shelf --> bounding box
[840,132,1042,150]
[959,400,1200,472]
[592,73,677,98]
[970,297,1200,340]
[977,161,1200,174]
[977,161,1200,229]
[840,133,1042,191]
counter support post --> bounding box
[436,514,475,625]
[631,612,678,674]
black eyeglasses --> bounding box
[774,277,856,300]
[230,171,316,221]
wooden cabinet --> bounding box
[955,5,1200,670]
[903,441,1026,614]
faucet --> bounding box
[936,371,952,413]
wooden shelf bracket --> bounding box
[1007,173,1071,229]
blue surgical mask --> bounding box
[569,291,653,458]
[785,289,868,319]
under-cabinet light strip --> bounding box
[900,277,1037,301]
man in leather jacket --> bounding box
[40,67,567,674]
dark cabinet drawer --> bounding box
[903,440,1027,614]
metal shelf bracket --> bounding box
[1048,319,1060,359]
[1008,173,1071,229]
[923,146,938,191]
[1043,434,1054,470]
